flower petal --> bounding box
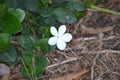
[57,39,66,50]
[58,25,66,36]
[48,37,57,45]
[61,33,72,42]
[50,26,58,36]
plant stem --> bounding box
[32,51,37,80]
[31,52,35,80]
[20,57,32,80]
[90,4,120,15]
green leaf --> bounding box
[22,50,34,58]
[18,36,36,50]
[21,68,29,78]
[21,50,34,78]
[25,12,37,26]
[93,0,105,4]
[21,51,48,78]
[54,7,77,24]
[23,56,33,67]
[37,0,50,8]
[39,7,54,17]
[0,33,10,52]
[8,8,25,22]
[25,0,40,12]
[67,1,86,12]
[75,12,85,19]
[0,0,5,3]
[0,44,17,64]
[5,0,17,8]
[44,16,59,26]
[0,4,8,18]
[35,56,48,76]
[52,0,68,4]
[22,26,33,36]
[45,26,51,38]
[38,38,56,54]
[37,16,58,27]
[0,13,22,34]
[37,26,52,38]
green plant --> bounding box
[21,50,48,79]
[0,3,25,65]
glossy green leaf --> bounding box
[0,33,10,52]
[54,7,77,24]
[35,56,48,76]
[0,44,17,64]
[18,36,36,50]
[0,13,22,34]
[67,1,86,12]
[8,8,25,22]
[38,38,56,54]
[0,4,8,18]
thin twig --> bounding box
[45,50,120,78]
[91,53,100,80]
[91,33,104,80]
[46,57,82,69]
[74,36,117,42]
[81,50,120,54]
[57,51,69,59]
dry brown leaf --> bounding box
[81,24,114,34]
[2,74,9,80]
[52,73,75,80]
[52,69,90,80]
[72,69,90,80]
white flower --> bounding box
[48,25,72,50]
